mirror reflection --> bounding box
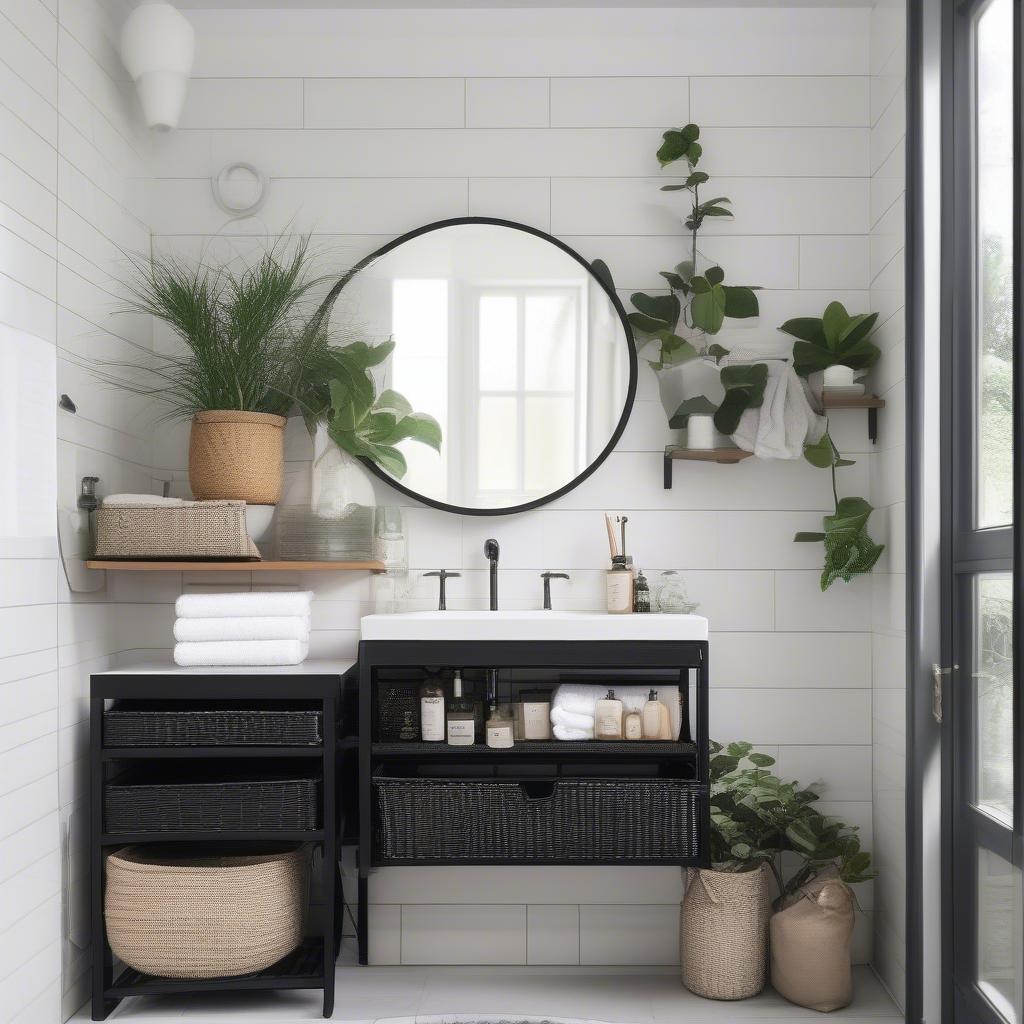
[332,221,634,512]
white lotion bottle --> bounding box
[595,689,624,740]
[642,689,663,740]
[420,678,445,742]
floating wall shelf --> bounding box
[85,560,386,573]
[821,393,886,443]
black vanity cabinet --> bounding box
[356,639,710,966]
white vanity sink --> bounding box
[360,610,708,642]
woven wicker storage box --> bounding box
[189,410,286,505]
[105,845,310,979]
[104,766,321,833]
[94,502,260,560]
[374,776,701,862]
[103,700,323,748]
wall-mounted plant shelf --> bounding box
[663,445,752,487]
[85,560,386,573]
[820,393,886,443]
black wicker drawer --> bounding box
[374,776,702,863]
[103,700,323,747]
[104,767,321,833]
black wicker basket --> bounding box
[374,776,702,862]
[104,766,321,833]
[376,684,420,742]
[103,700,323,748]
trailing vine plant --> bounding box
[627,123,768,436]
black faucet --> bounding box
[541,571,570,610]
[484,539,500,610]
[424,570,460,611]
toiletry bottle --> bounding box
[485,702,514,748]
[420,676,445,742]
[446,671,475,746]
[634,570,651,613]
[606,556,633,614]
[658,698,673,740]
[624,708,643,740]
[642,688,663,740]
[595,689,624,740]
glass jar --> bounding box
[656,571,697,614]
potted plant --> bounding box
[628,124,766,446]
[780,300,881,388]
[682,742,874,1005]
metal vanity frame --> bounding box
[356,638,710,966]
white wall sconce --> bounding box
[212,162,267,216]
[120,0,195,131]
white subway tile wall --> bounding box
[0,0,910,1002]
[869,0,907,1010]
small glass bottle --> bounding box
[634,569,651,613]
[419,677,445,742]
[485,702,514,748]
[446,671,475,745]
[624,709,643,740]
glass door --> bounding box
[949,1,1023,1021]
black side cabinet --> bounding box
[89,673,342,1020]
[357,639,710,965]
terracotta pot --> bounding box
[770,867,855,1012]
[188,410,286,505]
[680,864,771,1000]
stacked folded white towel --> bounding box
[550,683,683,741]
[173,591,314,667]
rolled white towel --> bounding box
[173,639,309,667]
[175,591,314,620]
[551,682,603,715]
[552,683,682,740]
[174,616,310,643]
[553,722,593,742]
[550,705,594,734]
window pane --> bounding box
[976,0,1014,528]
[524,396,575,493]
[477,396,517,492]
[479,296,518,391]
[525,293,577,391]
[974,574,1014,823]
[977,846,1022,1024]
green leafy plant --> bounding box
[628,126,760,371]
[710,741,876,904]
[795,433,885,590]
[780,301,881,378]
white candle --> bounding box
[687,414,716,450]
[823,364,855,388]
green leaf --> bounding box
[657,130,690,167]
[714,362,769,435]
[727,741,753,757]
[722,286,759,319]
[685,171,709,186]
[590,259,616,293]
[627,311,671,335]
[691,282,727,334]
[779,317,828,345]
[681,123,700,143]
[794,531,827,543]
[632,292,681,327]
[687,141,703,164]
[659,272,687,291]
[674,261,695,282]
[375,389,412,418]
[705,266,725,286]
[747,752,776,767]
[803,432,837,469]
[707,343,730,364]
[669,395,719,429]
[701,206,732,217]
[660,184,689,192]
[822,301,849,348]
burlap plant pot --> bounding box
[770,866,856,1012]
[680,863,772,999]
[189,410,287,505]
[105,844,311,979]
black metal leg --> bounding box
[358,875,368,965]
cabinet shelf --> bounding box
[101,746,324,760]
[100,829,325,845]
[373,740,696,758]
[86,559,385,572]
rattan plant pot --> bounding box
[189,411,286,505]
[680,863,771,1000]
[104,845,310,979]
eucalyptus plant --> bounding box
[709,741,876,903]
[627,123,766,435]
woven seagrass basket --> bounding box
[189,410,286,505]
[104,844,310,979]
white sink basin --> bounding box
[360,610,708,642]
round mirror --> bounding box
[327,218,636,515]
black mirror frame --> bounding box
[315,216,638,517]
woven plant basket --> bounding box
[104,844,310,979]
[189,411,286,505]
[680,863,771,1000]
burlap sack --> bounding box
[770,866,855,1011]
[680,863,771,999]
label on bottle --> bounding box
[521,703,551,740]
[606,572,632,614]
[447,718,474,745]
[624,714,643,740]
[595,704,622,739]
[421,696,445,741]
[486,724,514,749]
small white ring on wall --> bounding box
[211,162,267,216]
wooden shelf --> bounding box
[86,559,385,573]
[821,393,886,410]
[663,445,752,487]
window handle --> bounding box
[931,663,958,723]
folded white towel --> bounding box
[174,616,310,643]
[551,684,683,740]
[175,591,314,620]
[550,706,595,735]
[102,494,186,507]
[553,722,593,741]
[173,639,309,667]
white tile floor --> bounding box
[72,942,901,1024]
